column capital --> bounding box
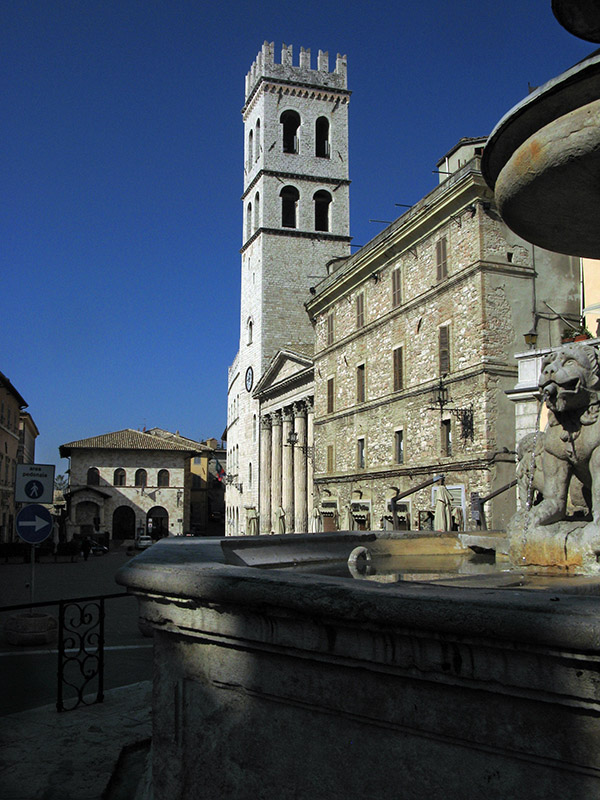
[260,414,272,430]
[305,395,314,412]
[293,401,307,418]
[283,405,294,422]
[271,410,283,426]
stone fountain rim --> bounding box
[482,48,600,189]
[116,535,600,653]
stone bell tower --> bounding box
[226,42,351,533]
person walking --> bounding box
[82,537,92,561]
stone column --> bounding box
[306,396,315,524]
[259,416,272,535]
[270,411,282,533]
[282,406,294,533]
[294,402,308,533]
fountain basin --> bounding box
[482,50,600,257]
[117,534,600,799]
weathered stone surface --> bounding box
[511,342,600,572]
[482,50,600,257]
[510,514,600,573]
[118,537,600,799]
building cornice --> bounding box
[314,457,494,484]
[241,227,351,254]
[313,257,534,356]
[243,76,351,117]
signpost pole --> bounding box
[30,545,35,615]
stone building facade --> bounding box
[226,42,351,534]
[0,371,37,542]
[59,429,204,542]
[305,139,580,531]
[251,347,315,535]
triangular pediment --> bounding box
[254,348,314,397]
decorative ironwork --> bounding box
[57,598,105,712]
[428,376,474,442]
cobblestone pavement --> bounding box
[0,680,152,800]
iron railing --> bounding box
[1,592,132,712]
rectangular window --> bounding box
[436,237,448,281]
[439,325,451,375]
[357,438,365,469]
[326,314,334,346]
[327,377,334,414]
[356,363,365,404]
[393,346,403,392]
[327,445,334,473]
[441,419,452,457]
[356,293,365,329]
[395,429,404,464]
[392,267,402,308]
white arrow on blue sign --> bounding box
[16,504,53,544]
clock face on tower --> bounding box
[245,366,254,392]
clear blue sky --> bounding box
[1,0,593,474]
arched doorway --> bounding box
[112,505,136,540]
[147,506,168,540]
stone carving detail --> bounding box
[513,343,600,571]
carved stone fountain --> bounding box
[482,1,600,259]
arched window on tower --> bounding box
[254,192,260,232]
[87,467,100,486]
[281,186,300,228]
[246,202,252,239]
[247,129,253,167]
[314,190,332,232]
[315,117,330,158]
[280,110,300,154]
[255,119,261,161]
[247,317,253,344]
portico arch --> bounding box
[147,506,168,539]
[112,505,136,540]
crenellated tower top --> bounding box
[244,42,348,103]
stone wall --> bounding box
[308,161,579,531]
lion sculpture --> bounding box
[524,342,600,528]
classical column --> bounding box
[259,415,272,535]
[270,411,282,533]
[294,402,308,533]
[306,396,315,524]
[282,406,294,533]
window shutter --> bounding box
[393,347,403,391]
[439,326,450,374]
[327,378,334,413]
[392,268,401,307]
[436,237,447,281]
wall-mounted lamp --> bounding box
[428,375,474,441]
[287,430,314,460]
[524,328,538,349]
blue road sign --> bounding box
[16,504,53,544]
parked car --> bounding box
[135,535,153,550]
[91,541,109,556]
